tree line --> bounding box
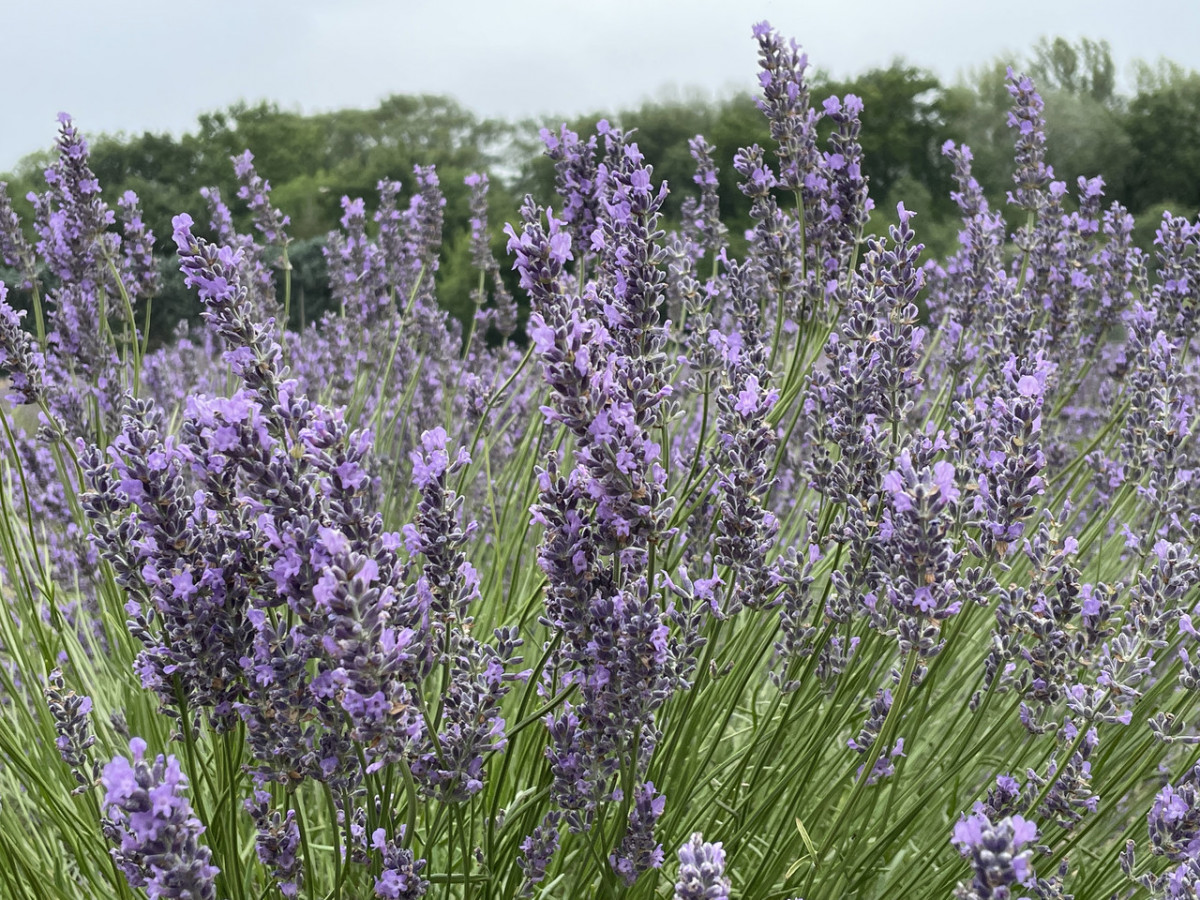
[3,36,1197,342]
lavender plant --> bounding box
[0,21,1199,900]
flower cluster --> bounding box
[245,792,303,898]
[233,150,291,248]
[101,738,219,900]
[0,282,47,405]
[950,810,1038,899]
[43,668,98,794]
[674,832,732,900]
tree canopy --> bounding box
[3,35,1196,340]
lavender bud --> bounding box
[44,668,98,793]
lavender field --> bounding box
[1,20,1199,900]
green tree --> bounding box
[1122,60,1200,214]
[1029,36,1118,106]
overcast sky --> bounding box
[4,0,1200,172]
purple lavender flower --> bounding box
[1153,211,1200,341]
[465,172,493,272]
[1118,303,1192,533]
[325,194,385,323]
[199,185,237,244]
[950,810,1038,899]
[820,93,873,274]
[11,115,125,443]
[197,183,280,320]
[308,527,425,775]
[514,163,673,562]
[982,528,1088,717]
[43,668,98,794]
[877,452,963,656]
[584,128,675,561]
[26,113,116,286]
[1005,69,1053,212]
[505,197,574,318]
[405,427,475,644]
[845,684,906,785]
[794,199,927,652]
[172,213,284,406]
[966,354,1052,558]
[0,282,47,405]
[245,791,303,898]
[517,812,562,896]
[1149,765,1200,862]
[370,828,428,899]
[541,124,602,258]
[373,179,409,296]
[1029,725,1099,827]
[609,781,666,885]
[537,571,673,822]
[463,172,518,339]
[979,775,1029,822]
[751,22,820,194]
[929,141,1006,344]
[1127,762,1200,898]
[233,150,291,248]
[80,397,254,731]
[525,452,675,868]
[411,627,523,799]
[94,197,531,804]
[712,257,779,613]
[675,832,732,900]
[116,189,160,304]
[732,143,803,328]
[679,136,728,262]
[406,429,525,798]
[848,688,893,756]
[771,540,822,690]
[101,738,219,900]
[400,166,447,332]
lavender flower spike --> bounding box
[1005,69,1053,212]
[951,810,1038,899]
[610,781,666,884]
[371,828,429,899]
[751,21,820,193]
[101,738,219,900]
[680,136,728,260]
[675,832,732,900]
[0,281,48,405]
[44,668,98,794]
[245,791,303,898]
[233,149,291,247]
[1148,763,1200,862]
[172,213,283,405]
[0,181,36,285]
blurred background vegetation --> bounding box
[3,36,1197,344]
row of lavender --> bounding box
[0,20,1198,900]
